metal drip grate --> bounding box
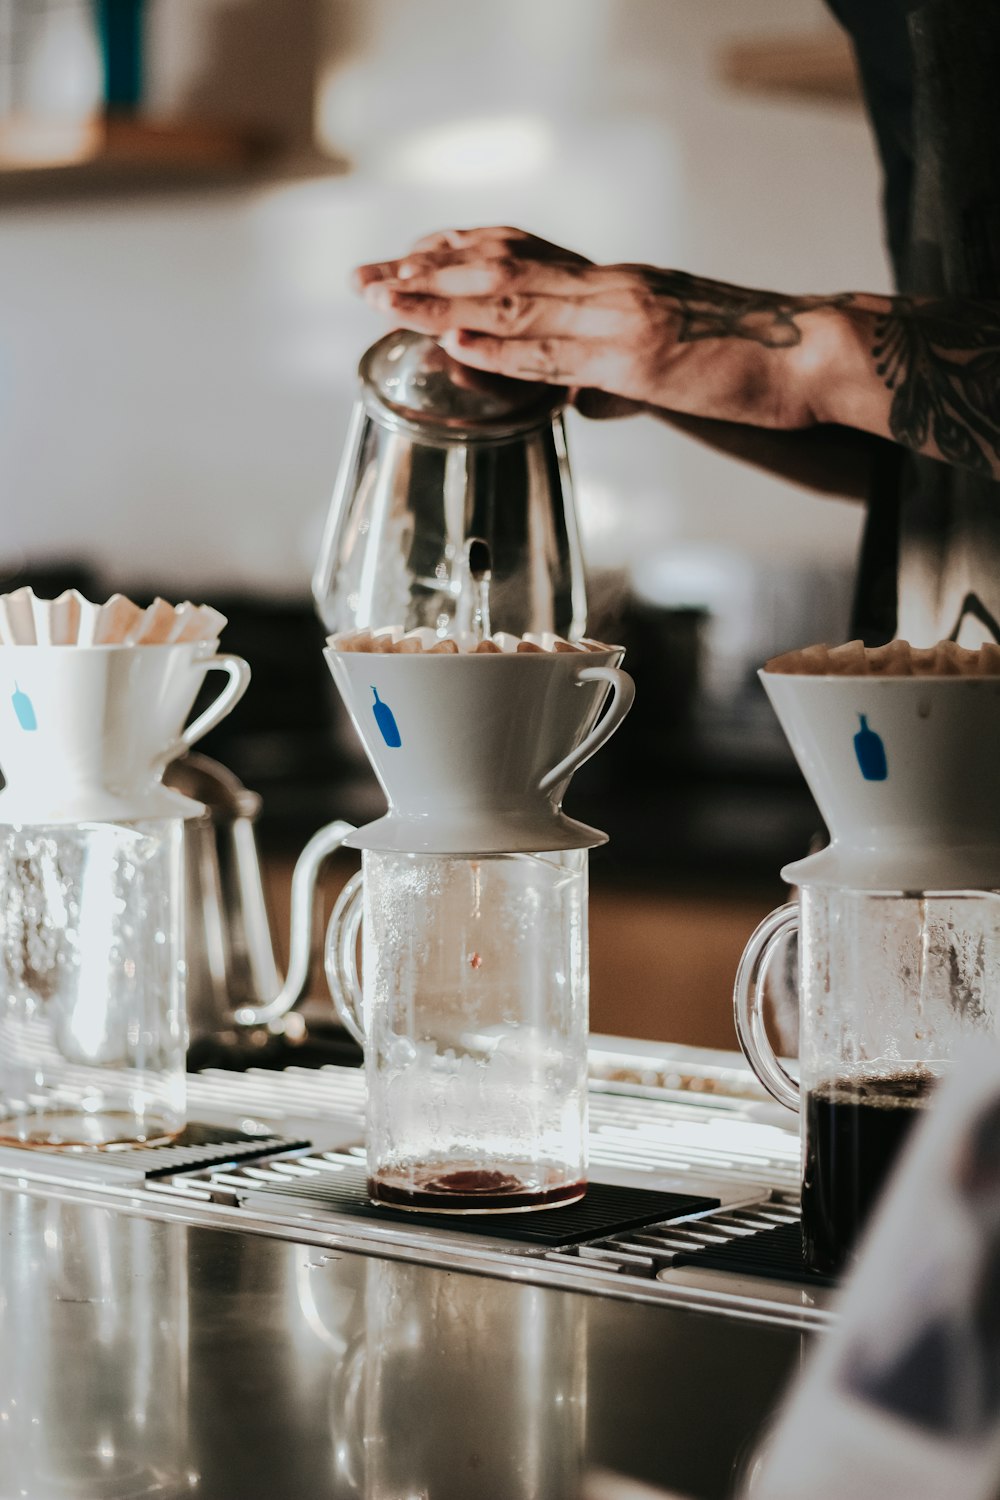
[0,1123,310,1184]
[672,1218,836,1288]
[541,1192,809,1281]
[199,1155,720,1246]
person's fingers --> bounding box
[408,225,532,253]
[364,286,632,341]
[408,226,589,264]
[402,236,526,271]
[370,255,633,301]
[439,329,627,393]
[352,260,401,290]
[354,228,582,286]
[354,252,501,292]
[356,239,601,294]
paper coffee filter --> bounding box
[765,637,1000,676]
[326,625,615,655]
[0,587,227,646]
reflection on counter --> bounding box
[0,1188,801,1500]
[0,1193,191,1496]
[324,1257,587,1498]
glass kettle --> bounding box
[312,330,587,639]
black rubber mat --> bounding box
[239,1164,719,1247]
[674,1219,836,1288]
[0,1123,311,1184]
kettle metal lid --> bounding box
[359,329,566,440]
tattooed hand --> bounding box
[355,227,838,429]
[355,226,1000,480]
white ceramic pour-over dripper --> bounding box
[761,670,1000,889]
[325,647,635,853]
[0,644,251,824]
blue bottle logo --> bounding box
[853,714,887,781]
[11,683,37,731]
[371,686,401,748]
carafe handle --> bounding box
[325,870,366,1048]
[733,903,801,1112]
[538,665,636,794]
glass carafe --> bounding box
[734,885,1000,1273]
[0,627,250,1145]
[0,817,186,1146]
[326,847,589,1211]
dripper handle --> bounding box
[538,665,636,794]
[732,902,801,1112]
[164,653,252,765]
[324,870,366,1048]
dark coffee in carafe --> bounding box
[802,1070,938,1275]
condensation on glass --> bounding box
[0,818,186,1146]
[327,848,589,1212]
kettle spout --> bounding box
[233,819,356,1028]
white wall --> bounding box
[0,0,890,600]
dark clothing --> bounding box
[827,0,1000,645]
[848,1308,1000,1442]
[845,1239,1000,1443]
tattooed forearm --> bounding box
[644,271,1000,476]
[871,299,1000,476]
[641,269,855,349]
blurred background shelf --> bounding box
[720,28,860,104]
[0,0,345,202]
[0,116,346,200]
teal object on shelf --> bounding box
[94,0,146,111]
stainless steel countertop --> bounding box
[0,1185,803,1500]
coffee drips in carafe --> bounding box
[456,537,494,645]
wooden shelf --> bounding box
[719,30,861,105]
[0,116,347,201]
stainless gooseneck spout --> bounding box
[166,754,355,1037]
[232,818,355,1029]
